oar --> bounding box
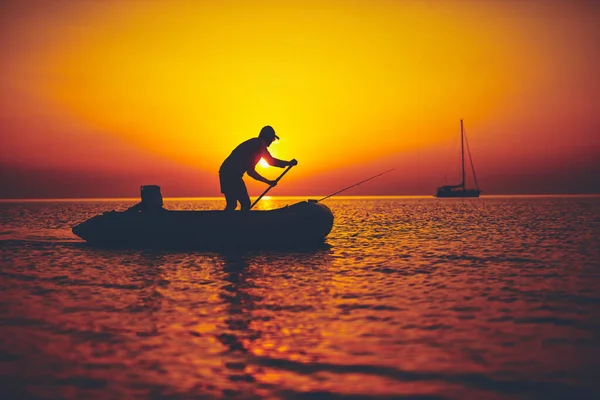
[249,164,294,210]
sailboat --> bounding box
[435,119,481,198]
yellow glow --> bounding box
[258,158,270,168]
[2,0,599,196]
[31,0,529,172]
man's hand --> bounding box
[268,180,277,187]
[289,159,298,167]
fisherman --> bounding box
[219,125,297,211]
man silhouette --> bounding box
[219,125,297,211]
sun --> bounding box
[258,158,270,168]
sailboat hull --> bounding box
[435,186,481,198]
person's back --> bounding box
[219,137,266,178]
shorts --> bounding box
[219,173,246,196]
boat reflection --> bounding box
[215,247,335,390]
[216,253,258,385]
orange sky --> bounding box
[1,0,599,198]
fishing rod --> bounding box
[316,168,395,203]
[249,164,295,210]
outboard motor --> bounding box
[141,185,163,208]
[127,185,165,213]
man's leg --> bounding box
[224,192,238,211]
[221,173,240,211]
[239,180,251,211]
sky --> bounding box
[1,0,599,198]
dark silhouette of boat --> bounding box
[435,119,481,198]
[72,186,334,249]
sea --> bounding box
[1,195,599,400]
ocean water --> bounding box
[1,196,599,400]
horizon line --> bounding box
[1,194,599,202]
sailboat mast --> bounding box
[460,119,465,188]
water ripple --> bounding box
[1,196,599,399]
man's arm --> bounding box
[262,150,297,168]
[247,168,276,186]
